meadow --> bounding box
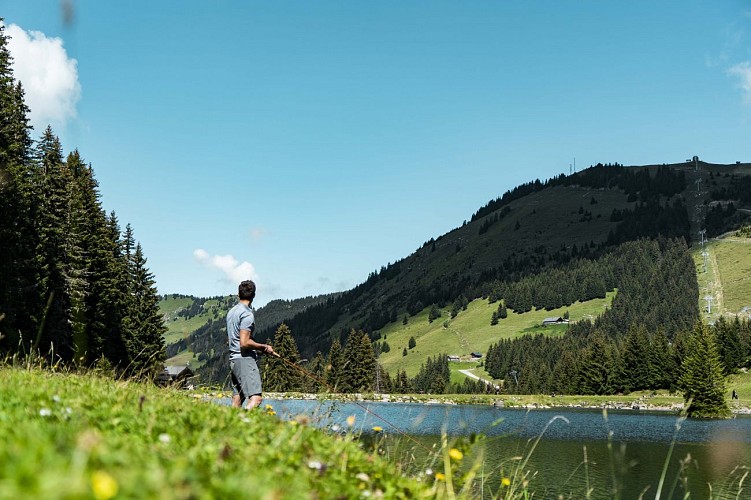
[693,235,751,321]
[0,364,436,499]
[378,292,615,378]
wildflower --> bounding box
[39,408,52,417]
[308,460,323,470]
[347,415,356,426]
[435,473,446,481]
[91,471,118,500]
[425,468,434,476]
[448,448,463,461]
[265,404,274,410]
[331,424,341,432]
[52,395,61,403]
[501,477,511,487]
[372,426,383,432]
[158,433,171,444]
[356,473,370,482]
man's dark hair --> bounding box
[238,280,256,301]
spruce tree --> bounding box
[678,323,730,418]
[123,242,166,379]
[263,323,304,392]
[326,338,344,392]
[0,25,37,352]
[33,127,75,361]
[305,351,326,392]
[340,329,375,393]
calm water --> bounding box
[231,399,751,498]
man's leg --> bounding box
[232,394,242,408]
[245,394,262,410]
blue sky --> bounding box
[4,1,751,305]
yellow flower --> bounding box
[448,448,463,461]
[347,415,356,427]
[435,472,446,481]
[265,404,274,410]
[372,426,383,432]
[91,471,118,500]
[501,477,511,487]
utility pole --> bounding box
[702,250,708,273]
[704,295,713,314]
[699,229,706,247]
[695,178,703,195]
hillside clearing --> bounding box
[378,291,615,378]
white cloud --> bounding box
[5,23,81,131]
[193,249,259,286]
[728,62,751,105]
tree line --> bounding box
[0,24,165,378]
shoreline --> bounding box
[197,390,751,415]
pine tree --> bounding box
[123,242,166,379]
[305,351,326,392]
[678,323,730,418]
[263,323,304,392]
[408,336,416,349]
[340,329,375,393]
[0,25,37,353]
[326,338,344,392]
[33,127,75,361]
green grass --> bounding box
[378,292,615,378]
[0,365,432,499]
[160,298,223,345]
[693,236,751,321]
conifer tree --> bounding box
[305,351,326,393]
[33,127,75,361]
[123,242,166,378]
[340,329,375,393]
[326,338,344,392]
[0,25,37,352]
[678,323,730,418]
[263,323,304,392]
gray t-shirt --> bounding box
[226,302,255,360]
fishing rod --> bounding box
[268,352,436,455]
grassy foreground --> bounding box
[0,366,435,499]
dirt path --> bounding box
[458,369,499,390]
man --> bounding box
[227,279,275,410]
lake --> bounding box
[229,398,751,498]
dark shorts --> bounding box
[230,356,262,400]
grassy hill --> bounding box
[0,366,429,498]
[693,231,751,323]
[174,161,750,385]
[378,291,615,377]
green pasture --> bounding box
[693,237,751,320]
[0,366,431,499]
[378,291,615,378]
[160,298,223,345]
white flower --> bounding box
[39,408,52,417]
[330,424,341,432]
[52,395,61,403]
[356,473,370,482]
[158,433,171,444]
[307,460,323,470]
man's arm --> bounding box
[239,329,275,355]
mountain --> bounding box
[258,160,750,359]
[168,160,751,386]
